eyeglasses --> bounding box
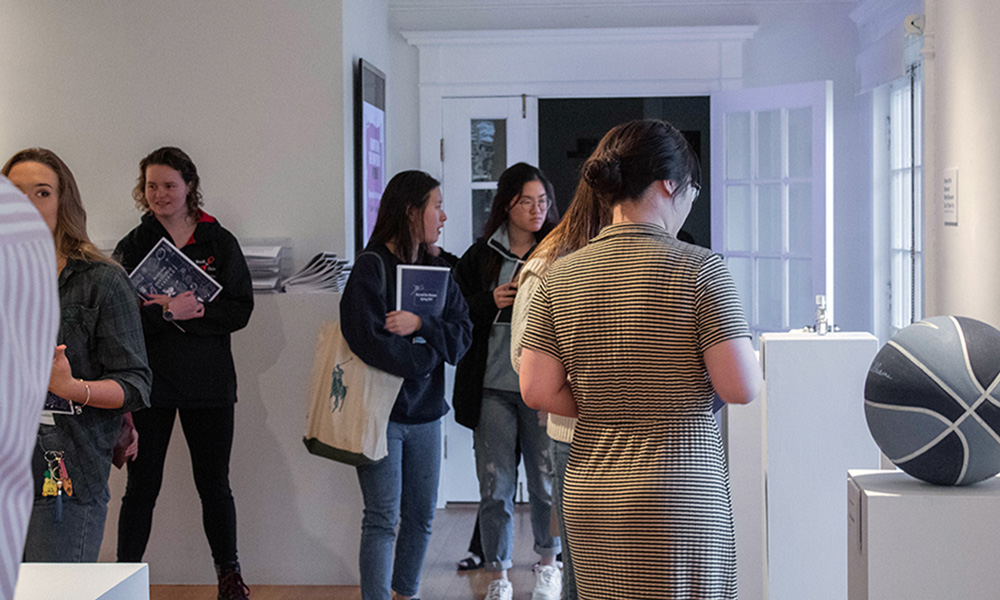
[690,182,701,201]
[515,197,549,211]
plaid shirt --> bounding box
[34,258,151,503]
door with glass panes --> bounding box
[438,96,538,505]
[711,81,833,343]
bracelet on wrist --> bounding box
[77,378,91,407]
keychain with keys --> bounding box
[43,451,66,523]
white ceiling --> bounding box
[389,0,859,8]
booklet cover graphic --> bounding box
[396,265,450,318]
[129,238,223,302]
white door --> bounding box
[713,81,834,600]
[711,81,834,344]
[438,96,538,506]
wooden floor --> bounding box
[151,504,544,600]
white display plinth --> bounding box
[728,332,881,600]
[847,469,1000,600]
[13,563,148,600]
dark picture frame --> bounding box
[355,58,386,255]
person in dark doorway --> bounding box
[453,163,562,600]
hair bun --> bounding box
[583,157,623,195]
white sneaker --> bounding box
[485,578,513,600]
[532,564,562,600]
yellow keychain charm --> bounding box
[42,471,57,497]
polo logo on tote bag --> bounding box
[303,252,402,465]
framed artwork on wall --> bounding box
[355,58,386,255]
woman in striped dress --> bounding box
[519,120,762,599]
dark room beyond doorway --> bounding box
[539,96,711,249]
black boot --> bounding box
[216,562,250,600]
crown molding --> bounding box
[391,0,856,9]
[402,25,758,47]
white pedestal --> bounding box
[728,332,881,600]
[848,469,1000,600]
[13,563,148,600]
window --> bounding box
[874,63,923,341]
[712,82,833,346]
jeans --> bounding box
[117,405,238,566]
[356,418,441,600]
[551,438,577,599]
[23,497,107,562]
[24,421,110,562]
[475,389,560,572]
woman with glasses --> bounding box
[453,163,561,600]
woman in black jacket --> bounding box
[113,147,254,600]
[453,163,561,600]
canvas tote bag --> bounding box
[303,252,403,465]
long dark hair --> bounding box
[132,146,203,218]
[476,162,558,287]
[2,148,112,264]
[369,170,441,263]
[582,119,700,206]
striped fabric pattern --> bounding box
[521,222,749,599]
[0,178,59,600]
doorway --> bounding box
[539,96,712,248]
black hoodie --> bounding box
[114,212,254,408]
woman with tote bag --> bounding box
[340,170,472,600]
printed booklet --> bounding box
[129,238,222,302]
[396,265,451,318]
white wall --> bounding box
[923,0,1000,327]
[0,0,351,264]
[101,295,366,585]
[1,0,395,585]
[388,1,874,333]
[342,0,391,255]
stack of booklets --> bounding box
[282,252,349,293]
[242,244,290,293]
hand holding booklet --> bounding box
[396,265,451,317]
[128,238,222,302]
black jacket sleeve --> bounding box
[454,241,499,329]
[340,252,445,380]
[414,273,472,366]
